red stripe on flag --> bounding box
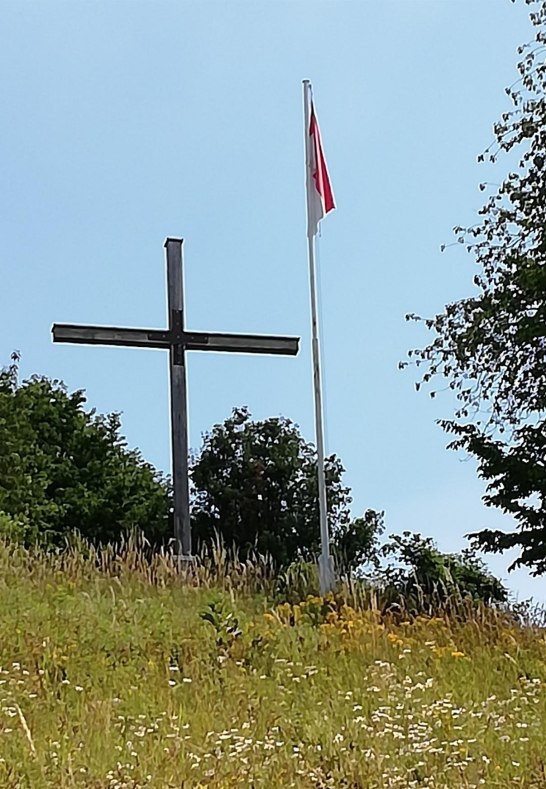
[309,103,335,215]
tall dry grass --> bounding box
[0,537,545,787]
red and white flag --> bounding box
[306,101,335,238]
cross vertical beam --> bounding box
[165,238,191,556]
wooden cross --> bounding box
[52,238,299,556]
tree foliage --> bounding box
[190,406,383,569]
[382,532,508,609]
[406,1,546,575]
[0,355,170,546]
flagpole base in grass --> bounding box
[319,554,335,596]
[171,555,196,566]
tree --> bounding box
[381,532,508,609]
[406,1,546,575]
[0,356,170,546]
[190,406,383,569]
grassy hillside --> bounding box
[0,539,545,788]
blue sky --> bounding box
[1,1,542,602]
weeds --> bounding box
[0,537,544,787]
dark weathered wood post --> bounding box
[165,238,191,556]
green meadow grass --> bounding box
[0,539,545,788]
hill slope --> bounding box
[0,541,545,788]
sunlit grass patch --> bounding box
[0,539,545,787]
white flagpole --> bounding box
[303,79,334,596]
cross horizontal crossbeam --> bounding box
[52,323,299,355]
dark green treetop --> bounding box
[0,355,170,546]
[190,406,383,570]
